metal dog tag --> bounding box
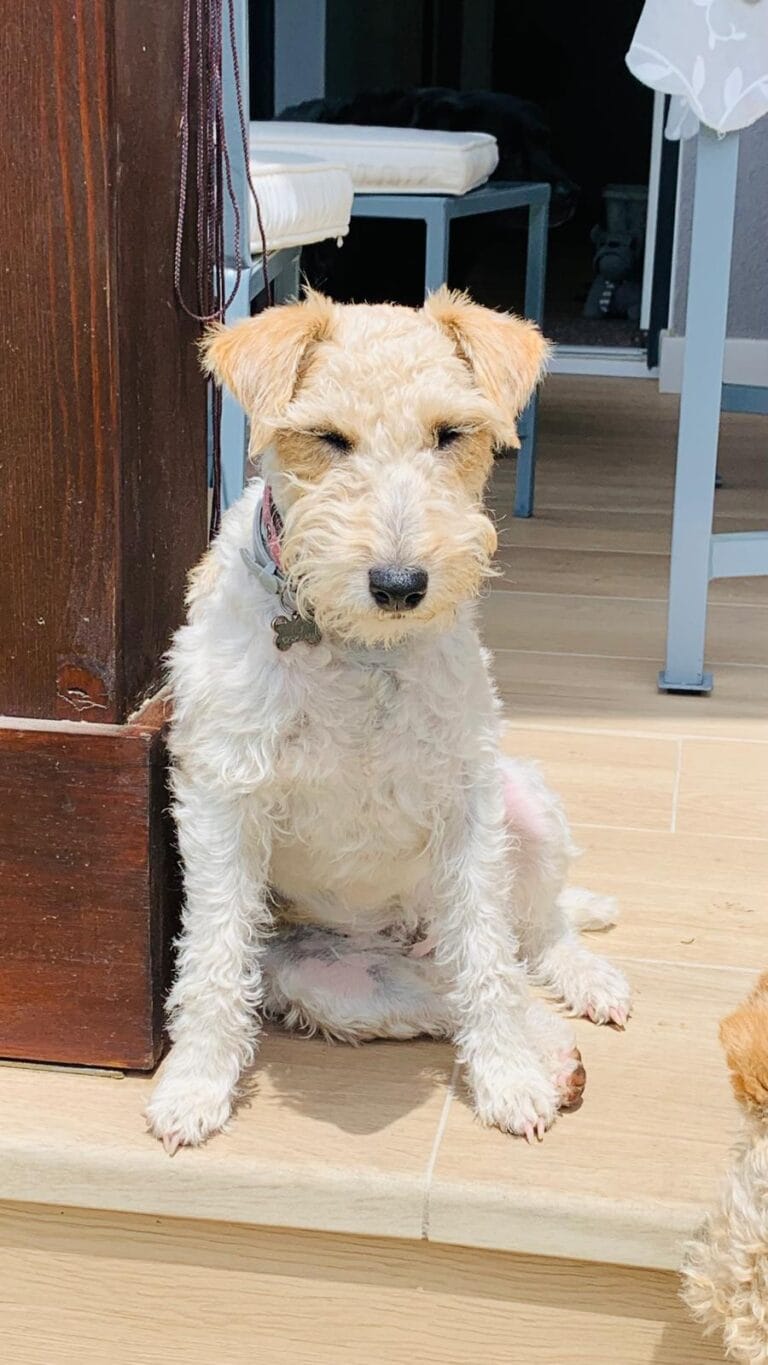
[272,612,322,651]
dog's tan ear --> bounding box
[200,290,335,450]
[424,287,550,447]
[719,986,768,1111]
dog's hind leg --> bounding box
[262,926,453,1043]
[502,756,632,1027]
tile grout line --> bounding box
[421,1060,460,1241]
[496,646,664,662]
[491,645,768,672]
[489,587,768,611]
[612,954,759,977]
[492,502,767,519]
[494,586,768,611]
[571,821,768,844]
[492,589,673,603]
[496,535,671,551]
[504,720,768,746]
[670,739,683,834]
[570,821,679,836]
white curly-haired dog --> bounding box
[146,288,631,1154]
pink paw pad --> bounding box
[557,1048,586,1110]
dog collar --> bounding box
[241,484,322,651]
[240,482,285,597]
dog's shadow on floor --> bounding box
[243,1027,455,1137]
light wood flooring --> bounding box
[3,375,766,1363]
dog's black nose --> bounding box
[369,566,428,612]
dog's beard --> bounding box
[280,475,497,649]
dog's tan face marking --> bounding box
[203,289,549,646]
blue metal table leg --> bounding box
[514,402,538,519]
[658,128,740,694]
[424,202,450,295]
[218,0,251,514]
[271,247,301,304]
[220,265,251,512]
[515,195,549,517]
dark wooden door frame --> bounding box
[0,0,207,726]
[646,97,680,370]
[0,2,206,1068]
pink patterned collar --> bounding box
[241,482,323,650]
[261,482,284,572]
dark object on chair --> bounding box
[278,87,577,303]
[280,87,579,226]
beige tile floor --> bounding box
[2,376,766,1279]
[455,377,766,1264]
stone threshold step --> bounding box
[0,955,751,1276]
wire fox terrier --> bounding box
[146,288,631,1153]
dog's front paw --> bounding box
[523,1001,586,1111]
[469,1053,559,1141]
[537,944,632,1028]
[577,958,631,1028]
[145,1067,234,1155]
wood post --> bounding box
[0,0,206,724]
[0,2,206,1066]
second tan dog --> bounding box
[682,973,768,1363]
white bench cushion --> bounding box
[248,150,353,253]
[250,122,499,197]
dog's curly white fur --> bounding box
[145,289,630,1153]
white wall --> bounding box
[671,119,768,341]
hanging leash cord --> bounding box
[174,0,273,538]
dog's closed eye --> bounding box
[434,425,463,450]
[313,430,353,453]
[435,425,462,450]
